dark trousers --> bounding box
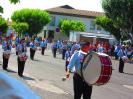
[18,57,26,76]
[62,49,66,59]
[73,73,92,99]
[53,48,57,58]
[119,58,124,73]
[65,60,69,72]
[30,48,35,60]
[41,47,46,55]
[16,51,18,55]
[3,54,9,70]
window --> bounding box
[49,16,55,26]
[90,20,95,30]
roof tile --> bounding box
[46,5,104,18]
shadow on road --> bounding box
[43,54,49,56]
[6,69,17,73]
[33,59,42,62]
[123,72,133,75]
[22,76,35,81]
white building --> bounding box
[43,5,114,43]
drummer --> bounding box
[17,38,27,77]
[2,37,12,70]
[66,42,92,99]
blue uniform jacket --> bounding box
[67,50,86,75]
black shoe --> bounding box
[30,57,33,60]
[119,71,124,73]
[18,74,23,77]
[3,68,8,71]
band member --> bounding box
[117,46,127,73]
[2,37,12,70]
[62,41,68,60]
[30,39,37,60]
[71,42,80,54]
[17,38,27,77]
[66,42,92,99]
[15,36,20,55]
[40,38,47,55]
[52,40,58,58]
[34,37,40,47]
[65,47,72,72]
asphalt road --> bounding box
[0,47,133,99]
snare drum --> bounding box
[19,53,28,61]
[122,56,129,63]
[82,52,112,86]
[3,50,11,59]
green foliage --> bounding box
[102,0,133,43]
[0,6,3,13]
[11,8,50,35]
[9,0,20,4]
[12,22,29,36]
[59,19,86,37]
[0,0,20,13]
[0,17,8,34]
[95,16,121,40]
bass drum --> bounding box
[81,52,112,86]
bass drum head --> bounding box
[82,52,101,85]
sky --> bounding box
[0,0,103,19]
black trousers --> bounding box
[18,57,26,76]
[73,73,92,99]
[65,60,69,72]
[53,48,57,58]
[119,58,124,73]
[62,49,66,60]
[3,54,9,70]
[30,48,35,60]
[41,47,46,55]
[16,51,18,55]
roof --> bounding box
[46,5,104,18]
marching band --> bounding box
[1,36,47,77]
[0,35,132,99]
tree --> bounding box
[0,17,8,34]
[0,0,20,13]
[102,0,133,43]
[11,9,50,36]
[59,19,86,37]
[12,22,29,36]
[95,16,121,40]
